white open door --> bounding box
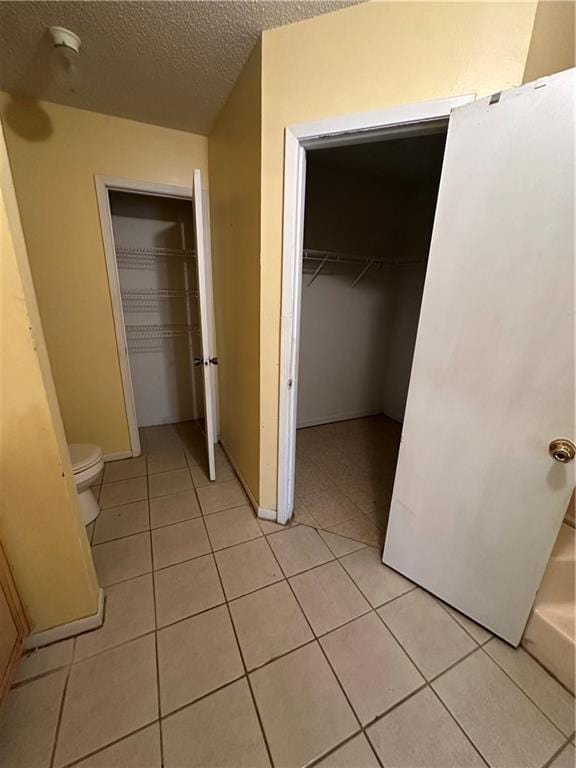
[193,169,217,481]
[383,69,575,645]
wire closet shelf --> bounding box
[115,244,200,352]
[302,249,425,287]
[121,288,198,312]
[125,324,199,353]
[116,245,196,270]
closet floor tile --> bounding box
[367,687,484,767]
[92,532,152,587]
[151,518,211,569]
[320,612,424,725]
[267,525,334,577]
[339,546,415,608]
[215,537,283,599]
[103,456,147,484]
[289,560,371,636]
[432,650,565,768]
[190,456,236,488]
[14,639,73,684]
[314,734,380,768]
[72,724,161,768]
[318,529,366,557]
[162,679,270,768]
[249,643,358,768]
[99,477,148,509]
[92,500,149,544]
[149,490,201,528]
[154,554,224,627]
[196,478,248,515]
[229,581,314,671]
[0,670,67,768]
[204,505,262,551]
[157,606,243,715]
[4,418,572,768]
[148,468,193,499]
[378,589,476,680]
[299,488,365,528]
[74,574,155,662]
[54,636,157,768]
[147,451,187,475]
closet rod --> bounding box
[303,249,425,268]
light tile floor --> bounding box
[1,419,574,768]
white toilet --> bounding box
[69,444,104,525]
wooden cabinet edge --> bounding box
[0,543,29,703]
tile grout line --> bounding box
[20,513,571,768]
[435,598,493,647]
[48,637,76,768]
[18,424,568,768]
[541,737,574,768]
[148,464,384,765]
[89,426,576,767]
[58,721,161,768]
[11,571,447,693]
[478,644,571,739]
[209,531,276,768]
[280,557,388,768]
[374,608,490,765]
[427,683,491,768]
[145,464,166,768]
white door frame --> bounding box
[95,175,218,457]
[276,94,475,524]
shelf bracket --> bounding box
[307,256,329,287]
[351,259,375,288]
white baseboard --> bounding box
[297,409,384,429]
[257,507,278,521]
[140,414,199,427]
[24,589,105,650]
[103,450,133,463]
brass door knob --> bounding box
[549,439,576,463]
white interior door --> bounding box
[383,69,575,645]
[193,169,217,481]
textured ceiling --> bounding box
[0,1,362,135]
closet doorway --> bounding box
[278,73,574,644]
[295,130,446,542]
[96,173,218,480]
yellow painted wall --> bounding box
[523,0,575,82]
[208,44,261,502]
[0,94,209,455]
[1,124,99,633]
[259,1,540,509]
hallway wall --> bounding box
[1,125,99,634]
[208,43,262,504]
[0,94,208,456]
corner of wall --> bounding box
[523,0,575,83]
[208,40,263,505]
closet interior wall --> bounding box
[298,133,446,429]
[110,191,204,428]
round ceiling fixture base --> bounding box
[49,26,81,54]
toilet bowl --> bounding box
[69,444,104,525]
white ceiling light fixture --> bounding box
[48,26,82,93]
